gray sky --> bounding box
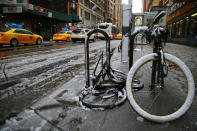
[122,0,142,13]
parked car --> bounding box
[71,28,95,43]
[116,33,122,40]
[0,28,43,47]
[53,31,72,42]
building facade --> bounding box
[166,0,197,46]
[115,0,122,31]
[143,0,168,12]
[78,0,122,31]
[0,0,80,40]
[78,0,105,28]
[142,0,169,26]
[104,0,115,23]
[105,0,122,31]
[142,0,197,46]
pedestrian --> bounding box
[162,28,169,46]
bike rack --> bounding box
[79,29,127,109]
[129,31,145,89]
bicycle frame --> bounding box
[130,26,166,90]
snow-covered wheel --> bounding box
[126,53,195,123]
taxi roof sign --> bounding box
[7,23,23,28]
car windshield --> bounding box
[66,32,72,34]
[0,28,10,32]
[85,29,90,32]
[72,29,81,33]
[99,25,108,29]
[57,31,65,34]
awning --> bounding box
[26,6,72,22]
[0,4,73,22]
[71,14,81,22]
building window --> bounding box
[189,14,197,39]
[181,19,186,37]
[85,0,90,8]
[169,13,197,40]
[172,23,175,38]
[17,0,24,3]
[73,0,76,9]
[81,9,83,17]
[85,11,90,20]
[175,22,179,38]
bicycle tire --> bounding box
[126,53,195,123]
[79,87,127,109]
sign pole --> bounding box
[121,4,132,65]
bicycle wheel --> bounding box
[126,53,195,123]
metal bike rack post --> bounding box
[129,34,135,69]
[81,29,127,109]
[84,29,110,88]
[84,34,90,88]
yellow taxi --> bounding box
[53,31,72,42]
[116,33,122,40]
[0,28,43,47]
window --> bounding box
[189,14,197,39]
[85,11,90,20]
[176,22,181,37]
[13,29,23,34]
[73,29,81,33]
[58,31,66,34]
[179,19,184,38]
[85,29,89,32]
[171,23,175,38]
[66,32,72,34]
[0,28,10,32]
[23,30,33,35]
[99,25,108,29]
[169,24,172,37]
[175,22,179,38]
[84,0,90,8]
[17,0,24,3]
[81,9,83,17]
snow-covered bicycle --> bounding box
[126,11,195,123]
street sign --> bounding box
[48,12,52,18]
[3,7,22,13]
[7,23,23,28]
[38,7,45,13]
[146,12,158,19]
[27,4,34,10]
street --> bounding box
[0,41,74,58]
[0,41,196,131]
[0,40,119,125]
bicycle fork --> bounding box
[151,49,167,90]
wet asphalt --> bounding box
[0,39,117,125]
[0,41,197,131]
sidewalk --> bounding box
[0,43,197,131]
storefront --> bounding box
[167,1,197,46]
[0,3,80,40]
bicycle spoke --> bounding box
[146,90,162,111]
